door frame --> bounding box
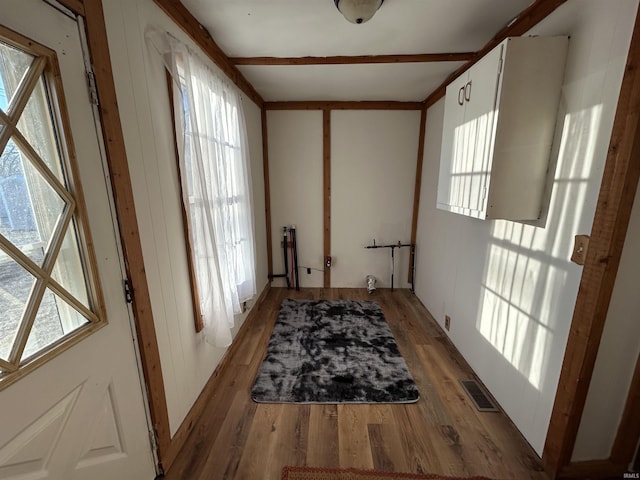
[55,0,640,478]
[54,0,173,472]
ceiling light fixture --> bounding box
[334,0,384,24]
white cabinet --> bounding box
[437,36,568,220]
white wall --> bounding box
[331,111,419,288]
[102,0,268,436]
[415,0,638,455]
[267,111,324,287]
[573,184,640,460]
[267,110,420,289]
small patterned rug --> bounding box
[251,299,419,404]
[281,466,494,480]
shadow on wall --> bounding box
[476,101,603,391]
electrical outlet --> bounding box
[306,267,311,274]
[571,234,590,265]
[445,315,451,331]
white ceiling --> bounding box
[179,0,535,102]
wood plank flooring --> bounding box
[160,288,549,480]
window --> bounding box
[0,27,103,386]
[164,38,256,347]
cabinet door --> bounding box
[462,44,503,217]
[437,73,469,213]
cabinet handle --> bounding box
[465,80,472,102]
[458,86,465,106]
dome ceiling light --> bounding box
[334,0,384,24]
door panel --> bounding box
[0,2,155,479]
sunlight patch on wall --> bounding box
[477,104,603,390]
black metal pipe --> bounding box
[410,244,416,293]
[364,242,415,291]
[282,226,290,289]
[291,227,300,291]
[391,246,395,291]
[365,243,413,249]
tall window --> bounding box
[0,27,104,386]
[164,37,256,347]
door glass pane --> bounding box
[0,41,34,113]
[50,219,90,310]
[15,138,67,259]
[0,139,41,254]
[22,287,89,360]
[17,76,66,186]
[0,255,35,362]
[1,138,62,265]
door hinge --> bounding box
[498,57,504,75]
[149,427,159,452]
[124,279,134,304]
[149,428,158,450]
[86,70,99,105]
[149,427,164,475]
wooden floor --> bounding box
[160,288,549,480]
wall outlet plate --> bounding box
[571,234,590,265]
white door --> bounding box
[0,2,156,480]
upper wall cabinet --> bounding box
[436,36,569,220]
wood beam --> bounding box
[152,0,264,107]
[79,0,172,470]
[542,6,640,476]
[230,52,475,66]
[262,109,273,281]
[408,109,427,285]
[55,0,85,16]
[265,101,424,111]
[323,110,331,289]
[424,0,569,108]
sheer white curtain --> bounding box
[148,31,256,347]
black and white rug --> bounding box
[251,299,420,404]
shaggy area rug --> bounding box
[281,466,494,480]
[251,299,419,404]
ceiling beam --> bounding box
[153,0,264,107]
[265,101,425,111]
[424,0,569,107]
[230,52,475,66]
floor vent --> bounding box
[460,379,499,412]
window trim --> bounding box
[166,69,204,332]
[165,57,255,333]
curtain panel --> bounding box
[147,30,257,347]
